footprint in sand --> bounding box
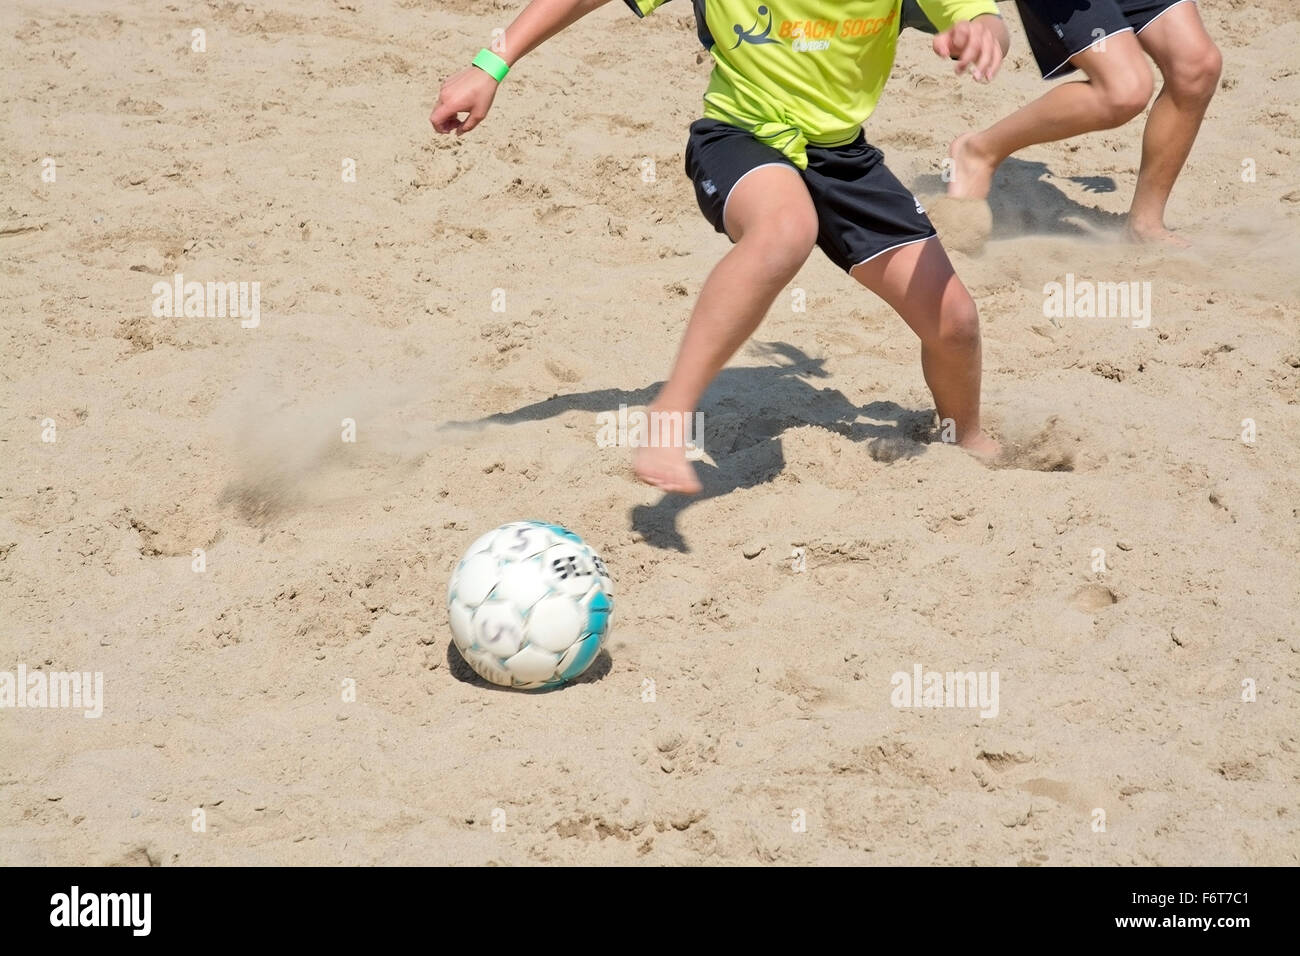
[1019,777,1114,817]
[994,415,1077,472]
[1070,582,1119,612]
[868,435,926,462]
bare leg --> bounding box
[947,31,1153,200]
[850,237,997,457]
[635,165,818,494]
[1128,2,1222,243]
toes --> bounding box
[637,472,666,489]
[633,457,702,495]
[672,475,703,495]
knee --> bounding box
[935,293,981,351]
[1165,41,1223,102]
[739,215,818,282]
[1100,66,1155,125]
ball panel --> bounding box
[495,556,552,614]
[455,552,500,607]
[584,587,613,637]
[525,594,586,653]
[503,644,561,685]
[472,601,524,658]
[459,646,513,687]
[541,543,599,598]
[464,528,499,558]
[490,522,554,560]
[538,522,584,544]
[557,632,602,682]
[448,599,474,651]
[587,549,614,598]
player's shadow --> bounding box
[441,342,935,552]
[445,640,613,691]
[915,158,1125,240]
[1066,175,1117,195]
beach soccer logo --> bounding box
[731,5,780,49]
[728,6,898,54]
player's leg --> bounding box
[850,239,996,456]
[636,163,818,494]
[948,3,1153,200]
[1127,2,1222,242]
[809,137,995,455]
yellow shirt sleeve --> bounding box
[914,0,1000,32]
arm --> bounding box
[431,0,615,135]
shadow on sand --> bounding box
[915,157,1126,241]
[443,342,937,552]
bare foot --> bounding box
[1125,219,1190,247]
[958,432,1001,461]
[946,131,997,200]
[634,443,702,495]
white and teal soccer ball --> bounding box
[447,521,614,689]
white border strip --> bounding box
[1135,0,1196,36]
[1043,26,1135,80]
[848,233,936,274]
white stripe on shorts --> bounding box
[1136,0,1197,36]
[847,233,937,274]
[1042,26,1135,80]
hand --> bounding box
[933,18,1005,83]
[430,66,500,135]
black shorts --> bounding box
[1015,0,1196,79]
[684,119,936,274]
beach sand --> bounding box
[1,0,1297,864]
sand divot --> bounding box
[868,435,926,462]
[993,415,1077,473]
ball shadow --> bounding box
[444,640,612,693]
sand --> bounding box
[1,0,1297,865]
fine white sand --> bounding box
[1,0,1297,864]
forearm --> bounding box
[495,0,615,67]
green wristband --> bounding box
[472,48,509,83]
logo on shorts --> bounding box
[701,179,718,196]
[731,5,780,48]
[914,196,926,215]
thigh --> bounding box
[723,164,818,246]
[1015,0,1132,78]
[1130,1,1213,70]
[849,236,969,342]
[684,119,807,240]
[1064,25,1150,92]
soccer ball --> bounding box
[447,521,614,689]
